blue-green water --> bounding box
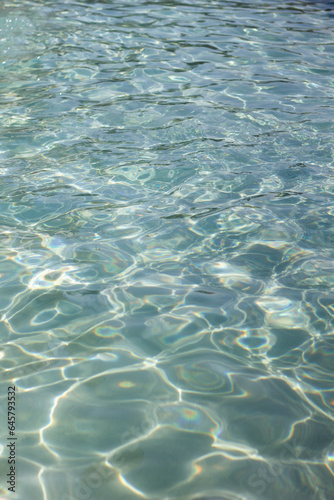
[0,0,334,498]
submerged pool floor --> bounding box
[0,0,334,499]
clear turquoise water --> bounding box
[0,0,334,499]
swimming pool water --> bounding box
[0,0,334,499]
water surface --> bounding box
[0,0,334,499]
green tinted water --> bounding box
[0,0,334,499]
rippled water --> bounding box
[0,0,334,499]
